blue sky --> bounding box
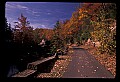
[5,2,80,29]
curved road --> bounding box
[62,47,114,78]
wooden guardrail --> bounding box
[12,53,58,77]
[12,69,37,77]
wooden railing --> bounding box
[12,53,58,77]
[12,45,69,77]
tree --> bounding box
[53,20,61,30]
[50,21,65,54]
[5,18,13,43]
[90,3,116,55]
[13,14,36,66]
[4,18,15,77]
[33,28,41,44]
[14,14,34,45]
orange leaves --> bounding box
[15,14,30,31]
[78,7,89,20]
[79,9,82,14]
[66,31,72,35]
[38,28,54,40]
[45,30,54,40]
[79,8,87,14]
[79,14,88,20]
[78,3,102,21]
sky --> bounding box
[5,2,80,29]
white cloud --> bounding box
[6,3,29,11]
[30,23,45,28]
[32,11,39,14]
[6,4,16,8]
[31,11,41,16]
[30,23,53,29]
[41,25,46,28]
[6,3,41,20]
[16,4,28,9]
[49,23,55,28]
[47,13,51,15]
[25,8,41,16]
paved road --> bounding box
[62,47,114,78]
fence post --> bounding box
[55,53,58,59]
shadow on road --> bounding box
[72,47,85,50]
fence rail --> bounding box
[12,54,57,77]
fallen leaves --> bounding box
[37,54,72,78]
[81,45,116,77]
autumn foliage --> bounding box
[51,3,116,55]
[4,3,116,76]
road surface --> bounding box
[62,47,114,78]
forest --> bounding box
[4,3,116,77]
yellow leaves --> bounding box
[78,7,88,20]
[78,11,88,20]
[67,32,71,35]
[79,15,83,20]
[85,10,88,13]
[79,9,82,14]
[95,22,100,26]
[79,15,87,20]
[79,8,87,14]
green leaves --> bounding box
[83,3,116,55]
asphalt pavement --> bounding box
[62,47,114,78]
